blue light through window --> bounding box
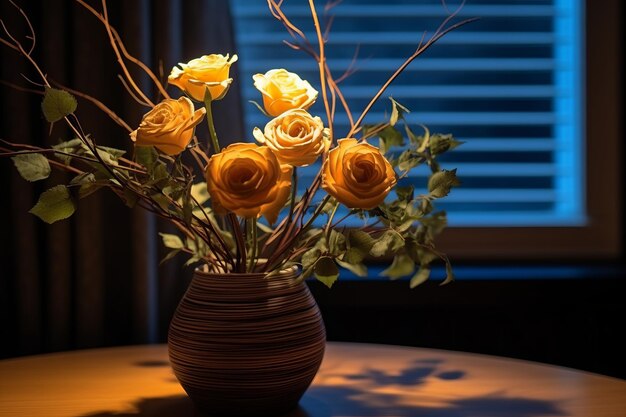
[231,0,584,227]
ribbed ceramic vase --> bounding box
[168,265,326,417]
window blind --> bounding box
[231,0,584,227]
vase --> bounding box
[167,265,326,417]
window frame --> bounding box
[231,0,622,261]
[437,0,622,260]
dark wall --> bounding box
[308,271,626,380]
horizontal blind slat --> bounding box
[247,112,561,126]
[233,5,557,18]
[239,32,557,45]
[240,58,560,72]
[232,0,583,227]
[243,85,559,98]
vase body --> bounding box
[168,266,326,417]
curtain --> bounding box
[0,0,243,358]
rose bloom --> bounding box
[253,109,329,167]
[130,97,205,156]
[252,69,318,117]
[206,143,292,224]
[322,138,397,210]
[168,54,238,101]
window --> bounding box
[231,0,621,259]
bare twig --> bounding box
[308,0,333,140]
[74,0,170,100]
[100,0,155,107]
[117,75,151,107]
[348,4,477,137]
[51,80,133,132]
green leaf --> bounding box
[42,87,77,123]
[380,254,415,279]
[151,193,170,212]
[11,153,51,182]
[404,124,421,147]
[348,230,375,248]
[97,146,126,159]
[429,133,463,156]
[389,97,409,126]
[428,169,460,198]
[52,138,83,164]
[336,258,368,277]
[314,256,339,288]
[256,221,274,234]
[397,150,424,171]
[417,198,433,216]
[301,246,322,271]
[344,230,375,264]
[186,236,208,260]
[29,185,75,224]
[191,182,210,206]
[70,172,94,185]
[70,172,104,199]
[395,185,414,202]
[117,188,138,208]
[184,255,202,267]
[163,183,186,201]
[370,230,404,257]
[135,146,159,171]
[159,233,184,249]
[182,189,193,224]
[85,146,125,167]
[328,229,346,256]
[410,266,431,288]
[343,247,367,265]
[419,211,448,239]
[160,249,181,265]
[377,125,404,154]
[441,259,455,285]
[147,163,170,187]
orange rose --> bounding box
[130,97,205,156]
[253,109,329,166]
[252,69,318,117]
[322,139,397,209]
[168,54,237,101]
[205,143,292,224]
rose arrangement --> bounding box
[1,1,472,287]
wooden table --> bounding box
[1,342,625,416]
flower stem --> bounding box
[203,91,220,153]
[288,166,298,222]
[247,218,258,272]
[324,200,339,242]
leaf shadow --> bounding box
[77,357,565,417]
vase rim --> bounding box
[194,262,299,279]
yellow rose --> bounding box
[322,139,397,209]
[252,69,318,117]
[130,97,205,156]
[168,54,238,101]
[205,143,292,224]
[252,109,329,166]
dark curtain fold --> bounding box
[0,0,243,358]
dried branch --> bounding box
[348,3,477,137]
[99,0,155,107]
[51,81,132,132]
[308,0,334,140]
[75,0,170,101]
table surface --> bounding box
[1,342,625,417]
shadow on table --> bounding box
[78,358,565,417]
[300,386,565,417]
[77,391,564,417]
[343,358,466,386]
